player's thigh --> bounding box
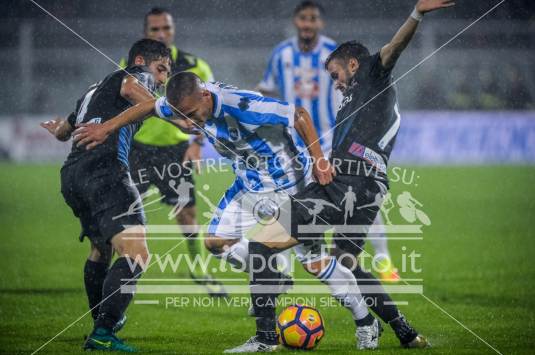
[295,239,330,276]
[207,185,252,240]
[334,177,384,256]
[61,164,112,256]
[110,226,148,262]
[290,182,335,239]
[90,170,147,256]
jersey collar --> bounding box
[208,88,223,119]
[292,35,324,54]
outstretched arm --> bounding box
[40,117,74,141]
[293,107,334,185]
[73,98,194,149]
[73,99,157,149]
[380,0,454,68]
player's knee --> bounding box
[111,226,149,263]
[301,257,331,277]
[88,243,112,264]
[331,246,360,271]
[176,206,196,225]
[121,241,149,264]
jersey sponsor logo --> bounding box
[348,142,387,174]
[348,142,365,157]
[338,94,353,110]
[229,127,240,141]
[238,97,250,111]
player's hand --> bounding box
[183,141,202,174]
[73,123,110,150]
[40,118,63,136]
[312,157,335,185]
[416,0,455,14]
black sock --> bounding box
[353,265,400,323]
[355,313,376,327]
[256,316,278,344]
[84,260,109,320]
[249,241,278,345]
[389,313,418,344]
[95,257,143,331]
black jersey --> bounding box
[63,66,156,170]
[331,52,400,180]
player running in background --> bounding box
[120,7,226,295]
[231,0,455,352]
[73,72,380,351]
[40,39,170,352]
[258,0,399,281]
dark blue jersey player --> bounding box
[226,0,455,352]
[41,38,170,352]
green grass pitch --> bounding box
[0,163,534,354]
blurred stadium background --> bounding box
[0,0,534,163]
[1,0,534,353]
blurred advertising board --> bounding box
[0,112,534,164]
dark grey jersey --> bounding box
[64,65,156,170]
[331,52,400,179]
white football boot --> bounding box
[223,336,278,353]
[356,318,383,350]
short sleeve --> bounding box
[154,96,174,120]
[369,52,394,80]
[68,85,93,126]
[224,92,295,132]
[257,49,279,93]
[66,111,76,127]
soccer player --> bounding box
[41,39,171,352]
[73,72,381,351]
[121,7,224,294]
[258,0,399,281]
[227,0,455,352]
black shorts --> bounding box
[60,162,145,251]
[290,175,387,256]
[129,141,196,207]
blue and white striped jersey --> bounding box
[155,82,310,192]
[258,35,342,155]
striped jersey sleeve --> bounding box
[154,96,174,120]
[220,90,295,132]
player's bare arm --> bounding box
[73,98,192,149]
[74,99,157,149]
[380,0,455,68]
[120,75,155,104]
[293,107,334,185]
[40,117,74,141]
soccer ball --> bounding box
[276,304,325,350]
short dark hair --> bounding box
[293,0,325,17]
[325,41,370,69]
[127,38,170,67]
[144,7,172,30]
[166,71,202,107]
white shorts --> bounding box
[208,176,327,264]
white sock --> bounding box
[214,238,249,272]
[369,213,390,260]
[318,258,369,321]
